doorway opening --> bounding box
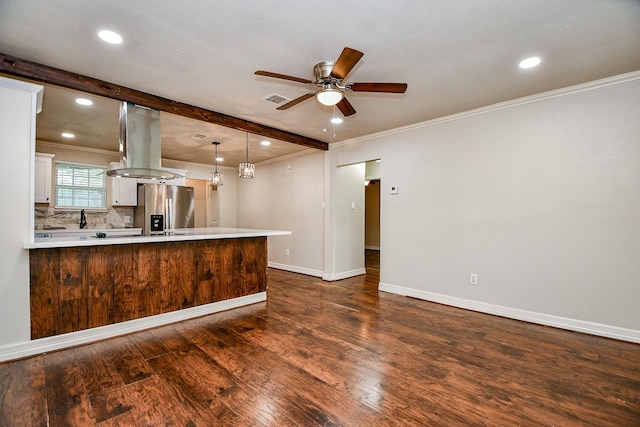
[185,179,219,228]
[364,160,381,274]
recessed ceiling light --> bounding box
[216,157,224,162]
[519,56,541,69]
[330,117,343,124]
[61,132,75,138]
[261,140,271,146]
[98,29,123,45]
[75,97,93,106]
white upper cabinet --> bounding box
[108,162,138,206]
[110,176,138,206]
[34,153,54,203]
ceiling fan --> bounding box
[255,47,407,117]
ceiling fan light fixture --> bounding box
[317,88,343,106]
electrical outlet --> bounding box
[470,274,478,285]
[285,249,290,256]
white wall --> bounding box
[36,140,120,165]
[237,151,325,276]
[331,73,640,341]
[217,167,237,228]
[365,160,381,180]
[0,77,42,347]
[325,162,366,280]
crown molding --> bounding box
[255,148,318,166]
[36,140,239,172]
[332,70,640,149]
[36,140,116,156]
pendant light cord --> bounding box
[214,142,219,172]
[245,132,249,162]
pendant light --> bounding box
[238,132,255,179]
[209,141,223,187]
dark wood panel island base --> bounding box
[29,237,267,339]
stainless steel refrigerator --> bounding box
[135,184,195,235]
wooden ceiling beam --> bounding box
[0,52,328,151]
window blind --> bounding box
[55,162,107,209]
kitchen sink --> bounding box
[90,232,186,239]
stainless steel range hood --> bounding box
[106,102,180,180]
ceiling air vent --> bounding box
[189,133,207,140]
[262,93,291,105]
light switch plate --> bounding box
[390,185,399,194]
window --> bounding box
[55,162,107,209]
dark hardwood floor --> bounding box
[1,250,639,426]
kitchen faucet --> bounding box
[79,209,87,229]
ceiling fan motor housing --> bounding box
[314,61,337,84]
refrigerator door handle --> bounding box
[165,198,173,231]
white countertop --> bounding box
[25,227,291,249]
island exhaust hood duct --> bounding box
[106,102,180,180]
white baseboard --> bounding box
[267,262,366,281]
[323,268,367,282]
[268,262,324,278]
[0,292,266,363]
[379,282,640,344]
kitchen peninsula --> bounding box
[26,228,289,340]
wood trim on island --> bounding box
[29,237,267,339]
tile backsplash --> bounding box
[35,206,135,230]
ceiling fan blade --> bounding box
[336,97,356,116]
[347,82,408,93]
[276,93,316,110]
[330,47,364,80]
[255,70,313,85]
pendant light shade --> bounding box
[210,141,223,187]
[239,132,255,179]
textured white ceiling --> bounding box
[1,0,639,164]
